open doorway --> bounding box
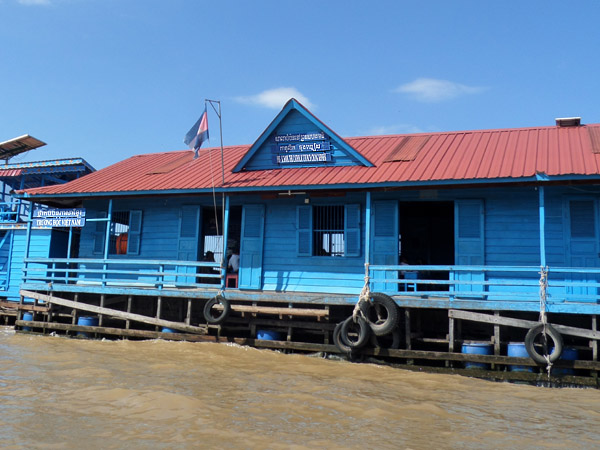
[399,201,454,290]
[201,206,242,264]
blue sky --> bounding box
[2,0,599,169]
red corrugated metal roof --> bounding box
[22,124,600,198]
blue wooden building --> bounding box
[14,103,600,378]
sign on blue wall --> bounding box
[271,132,332,165]
[33,208,86,227]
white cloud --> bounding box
[18,0,52,5]
[235,87,314,109]
[394,78,486,102]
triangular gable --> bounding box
[232,98,373,172]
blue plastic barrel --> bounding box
[257,329,282,340]
[461,342,493,369]
[553,347,578,375]
[507,342,533,372]
[77,316,99,337]
[22,312,34,331]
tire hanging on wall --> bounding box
[524,323,563,365]
[339,316,371,349]
[360,292,399,337]
[370,325,402,350]
[333,320,354,355]
[203,295,231,325]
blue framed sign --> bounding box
[272,132,332,165]
[33,208,86,227]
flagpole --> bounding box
[206,99,225,186]
[206,99,227,280]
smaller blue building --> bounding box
[0,135,94,303]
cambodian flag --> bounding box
[184,107,209,158]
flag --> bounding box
[184,107,209,158]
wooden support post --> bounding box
[126,296,132,330]
[592,315,598,381]
[405,309,413,365]
[99,295,105,329]
[493,311,501,370]
[185,299,192,326]
[71,293,79,326]
[448,316,455,353]
[324,306,330,344]
[18,295,24,321]
[593,315,598,362]
[447,315,454,368]
[156,296,162,331]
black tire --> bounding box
[203,295,231,325]
[362,292,399,337]
[339,316,370,349]
[370,326,402,350]
[524,323,563,365]
[333,320,354,355]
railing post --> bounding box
[158,264,164,290]
[538,185,547,267]
[221,194,230,290]
[102,199,113,287]
[22,202,34,284]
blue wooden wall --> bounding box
[3,228,53,301]
[72,184,600,303]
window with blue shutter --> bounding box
[92,211,107,255]
[344,204,361,257]
[454,199,485,294]
[297,205,312,256]
[296,204,362,257]
[127,210,142,255]
[92,210,144,256]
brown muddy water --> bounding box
[1,327,599,449]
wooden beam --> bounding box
[214,304,329,318]
[15,320,209,341]
[20,290,207,334]
[449,309,600,340]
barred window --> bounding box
[313,205,345,256]
[109,211,130,255]
[93,210,142,255]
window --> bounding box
[93,210,142,255]
[297,204,360,257]
[313,205,345,256]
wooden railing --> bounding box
[368,264,600,307]
[23,257,223,290]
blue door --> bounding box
[177,205,201,284]
[567,199,600,301]
[454,200,485,295]
[370,200,398,292]
[239,204,265,290]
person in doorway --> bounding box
[228,248,240,273]
[200,251,218,284]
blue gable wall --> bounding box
[244,110,365,171]
[234,99,372,172]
